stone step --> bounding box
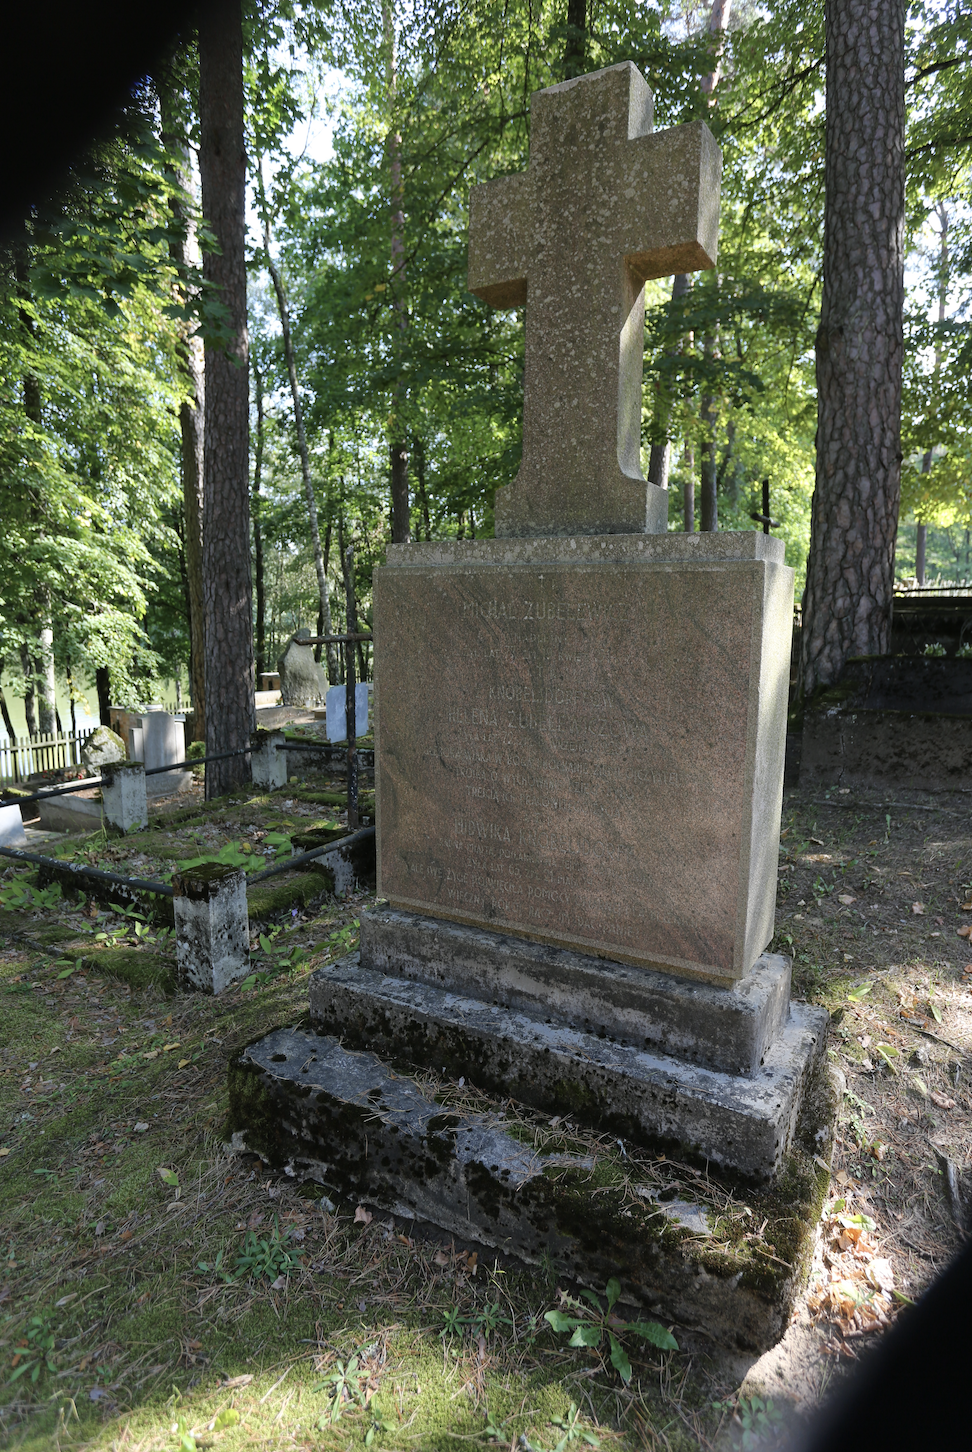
[359,906,791,1077]
[227,1024,831,1353]
[307,953,828,1181]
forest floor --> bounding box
[0,768,970,1452]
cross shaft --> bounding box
[468,63,721,537]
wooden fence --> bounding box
[0,727,96,785]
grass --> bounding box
[0,774,711,1452]
[2,774,970,1449]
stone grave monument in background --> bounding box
[229,64,831,1352]
[129,707,191,797]
[279,627,329,707]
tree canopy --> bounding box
[1,0,971,726]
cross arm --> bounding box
[621,120,722,282]
[467,171,531,308]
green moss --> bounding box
[78,947,177,994]
[35,925,81,946]
[247,867,334,923]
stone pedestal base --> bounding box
[309,949,826,1182]
[226,1025,835,1353]
[102,761,147,833]
[173,864,249,993]
[250,729,288,791]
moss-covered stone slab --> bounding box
[78,947,177,993]
[227,1025,835,1353]
[307,953,829,1181]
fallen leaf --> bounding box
[960,901,972,912]
[867,1258,895,1293]
[177,1059,190,1069]
[133,1122,149,1133]
[958,925,972,940]
[186,1339,203,1351]
[221,1373,254,1389]
[354,1205,373,1225]
[156,1167,179,1187]
[162,1043,180,1053]
[433,1249,450,1266]
[930,1091,955,1110]
[839,894,857,906]
[94,1220,105,1237]
[119,1229,133,1242]
[270,1274,287,1290]
[911,902,925,915]
[0,1149,10,1159]
[142,1049,159,1060]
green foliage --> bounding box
[7,1314,57,1385]
[0,878,63,912]
[543,1278,677,1384]
[440,1300,512,1341]
[713,1394,787,1450]
[231,1225,304,1283]
[311,1352,372,1426]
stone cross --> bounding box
[468,63,721,537]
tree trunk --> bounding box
[199,0,254,797]
[20,645,37,738]
[37,611,56,735]
[647,272,694,492]
[260,196,336,663]
[564,0,586,78]
[412,434,432,540]
[699,332,719,532]
[696,0,731,532]
[801,0,906,697]
[0,660,17,744]
[96,667,111,727]
[683,442,696,533]
[913,205,949,590]
[252,359,267,684]
[159,71,206,741]
[384,0,410,544]
[647,0,728,514]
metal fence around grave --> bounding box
[0,727,96,786]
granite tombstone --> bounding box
[228,63,831,1350]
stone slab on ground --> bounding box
[0,803,28,847]
[359,905,792,1076]
[227,1024,833,1353]
[307,952,828,1181]
[37,792,102,834]
[374,532,792,983]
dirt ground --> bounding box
[0,770,969,1451]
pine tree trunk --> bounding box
[261,204,335,659]
[801,0,906,697]
[199,0,254,797]
[159,72,206,741]
[384,0,410,544]
[252,361,267,684]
